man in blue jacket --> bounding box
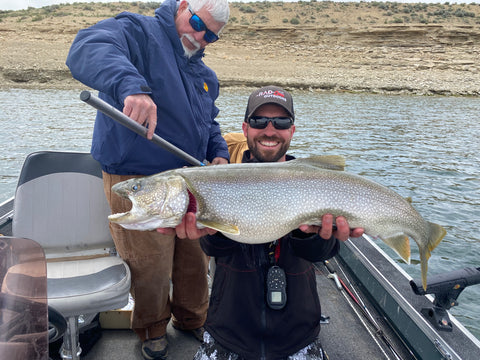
[66,0,230,359]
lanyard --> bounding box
[268,239,281,265]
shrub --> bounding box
[290,17,300,25]
[239,6,256,14]
[53,11,70,17]
[454,9,475,17]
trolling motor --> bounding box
[410,267,480,332]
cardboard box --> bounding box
[99,294,133,329]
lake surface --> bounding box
[0,87,479,339]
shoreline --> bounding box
[1,2,480,96]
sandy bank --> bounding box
[1,2,480,95]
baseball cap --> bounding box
[244,86,295,121]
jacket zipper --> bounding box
[260,259,267,360]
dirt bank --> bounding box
[1,1,480,95]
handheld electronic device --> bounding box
[266,265,287,310]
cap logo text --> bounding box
[257,90,287,102]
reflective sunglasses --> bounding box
[188,6,219,43]
[246,116,294,130]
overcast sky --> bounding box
[0,0,476,11]
[0,0,146,11]
[0,0,123,11]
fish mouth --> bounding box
[108,211,131,223]
[108,211,168,231]
[108,203,146,224]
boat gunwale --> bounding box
[338,235,480,360]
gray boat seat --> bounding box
[12,151,131,360]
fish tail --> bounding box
[420,222,447,290]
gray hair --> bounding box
[188,0,230,31]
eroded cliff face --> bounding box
[1,2,480,95]
[204,23,480,95]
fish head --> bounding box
[108,173,189,231]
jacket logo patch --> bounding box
[204,82,209,92]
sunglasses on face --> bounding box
[246,116,294,130]
[188,6,219,43]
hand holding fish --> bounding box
[157,212,218,239]
[123,94,157,140]
[298,214,364,242]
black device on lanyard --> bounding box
[266,240,287,310]
[267,265,287,310]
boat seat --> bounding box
[12,151,131,360]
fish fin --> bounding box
[427,222,446,252]
[418,247,430,291]
[197,220,240,235]
[418,222,447,290]
[293,155,345,171]
[382,234,411,264]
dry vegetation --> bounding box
[1,1,480,94]
[2,1,480,27]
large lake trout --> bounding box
[109,156,446,289]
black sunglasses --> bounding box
[188,6,219,43]
[246,116,294,130]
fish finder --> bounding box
[267,266,287,310]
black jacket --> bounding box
[200,229,340,359]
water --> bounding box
[0,88,479,339]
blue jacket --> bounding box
[66,0,229,175]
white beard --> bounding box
[181,34,201,58]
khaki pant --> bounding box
[103,172,209,341]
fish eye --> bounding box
[131,184,141,192]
